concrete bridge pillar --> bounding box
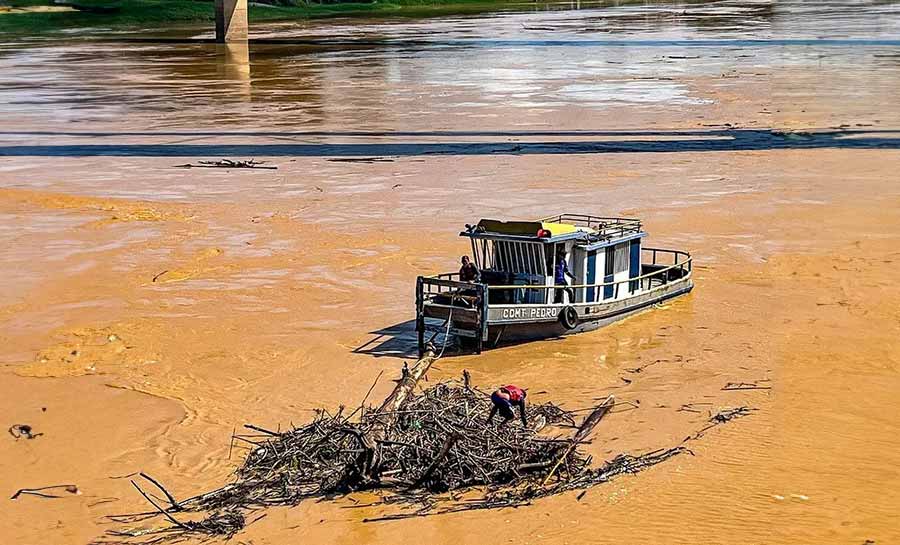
[215,0,248,43]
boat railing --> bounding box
[419,248,690,305]
[484,247,691,302]
[539,213,643,238]
[417,272,476,292]
[416,272,489,355]
[417,273,487,308]
[644,246,691,267]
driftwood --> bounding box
[722,381,771,391]
[349,350,437,484]
[108,352,756,542]
[377,350,436,415]
[129,480,188,531]
[326,157,395,164]
[410,432,460,489]
[173,159,277,170]
[11,484,78,500]
[542,395,614,485]
[108,358,596,540]
[137,473,180,511]
[684,407,756,441]
[8,424,42,440]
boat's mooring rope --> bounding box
[435,294,456,360]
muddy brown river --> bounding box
[1,1,899,544]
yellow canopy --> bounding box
[540,222,595,236]
[475,219,595,238]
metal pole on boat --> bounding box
[416,277,425,359]
[551,243,558,304]
[477,284,488,354]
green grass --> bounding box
[0,0,209,35]
[0,0,530,37]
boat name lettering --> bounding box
[501,307,560,320]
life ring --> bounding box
[560,306,579,330]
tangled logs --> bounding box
[108,353,752,542]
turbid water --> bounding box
[1,1,899,544]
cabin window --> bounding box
[613,242,629,273]
[604,242,629,276]
[472,239,546,276]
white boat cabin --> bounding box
[463,214,645,304]
[415,213,693,355]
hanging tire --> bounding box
[560,306,579,330]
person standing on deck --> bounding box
[487,385,527,426]
[554,253,576,303]
[459,255,480,282]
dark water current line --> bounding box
[3,134,898,157]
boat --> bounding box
[415,214,693,355]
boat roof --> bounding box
[461,214,645,244]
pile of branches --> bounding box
[120,383,586,535]
[109,356,751,542]
[111,378,608,540]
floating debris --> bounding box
[109,364,614,539]
[11,484,78,500]
[326,157,395,163]
[722,381,771,391]
[173,159,277,170]
[8,424,42,440]
[710,406,755,423]
[108,356,754,541]
[684,406,756,441]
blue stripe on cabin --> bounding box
[586,250,597,302]
[603,245,614,299]
[629,238,641,292]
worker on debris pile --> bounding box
[487,385,527,426]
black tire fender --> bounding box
[560,306,579,330]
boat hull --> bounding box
[483,278,693,347]
[417,247,694,354]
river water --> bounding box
[1,1,899,544]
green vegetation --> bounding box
[0,0,528,36]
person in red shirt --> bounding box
[487,384,527,426]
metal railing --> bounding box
[539,213,643,239]
[416,272,489,354]
[644,246,691,267]
[420,248,690,305]
[417,272,486,309]
[482,247,691,303]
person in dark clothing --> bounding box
[459,255,480,282]
[554,253,576,303]
[487,384,527,426]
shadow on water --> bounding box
[353,319,420,359]
[1,129,898,157]
[352,318,573,359]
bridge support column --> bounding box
[215,0,248,43]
